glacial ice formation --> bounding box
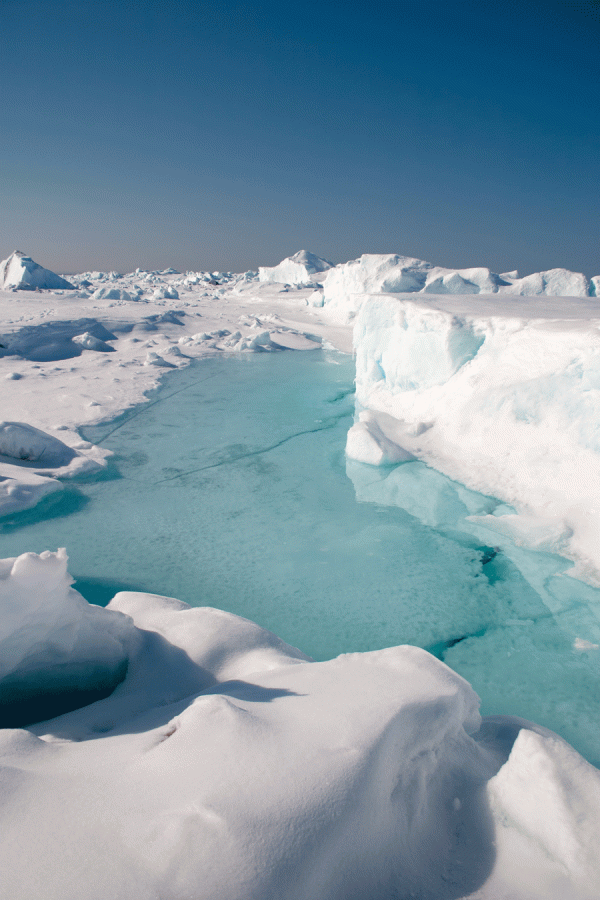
[2,248,600,897]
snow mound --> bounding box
[0,423,110,517]
[72,332,115,352]
[0,563,599,899]
[152,286,179,300]
[91,286,136,302]
[0,549,133,725]
[323,254,431,316]
[500,268,590,297]
[0,421,77,466]
[0,251,74,291]
[258,249,334,284]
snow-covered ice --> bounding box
[2,248,600,898]
[1,549,600,900]
[346,292,600,585]
[258,248,334,285]
[1,250,75,291]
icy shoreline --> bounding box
[2,249,600,898]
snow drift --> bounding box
[1,550,599,900]
[0,250,74,291]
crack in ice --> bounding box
[152,414,349,484]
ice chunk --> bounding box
[346,410,416,465]
[349,292,600,583]
[152,286,179,300]
[92,286,135,302]
[0,421,77,466]
[0,549,133,725]
[499,267,590,297]
[72,332,115,352]
[258,249,334,284]
[144,351,176,367]
[0,251,74,291]
[488,726,600,894]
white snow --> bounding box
[258,249,334,284]
[319,252,597,322]
[0,549,599,899]
[2,248,600,898]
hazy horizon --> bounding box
[2,0,599,277]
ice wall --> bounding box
[348,293,600,584]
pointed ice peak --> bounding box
[288,250,334,270]
[258,250,334,284]
[0,251,74,291]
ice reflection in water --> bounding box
[0,350,598,762]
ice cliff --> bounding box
[346,292,600,585]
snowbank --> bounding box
[0,422,110,516]
[347,293,600,584]
[0,549,133,725]
[320,253,597,322]
[1,551,599,899]
[258,249,334,284]
[0,251,74,290]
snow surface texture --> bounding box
[1,549,600,900]
[346,293,600,586]
[0,251,337,518]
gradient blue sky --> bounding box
[1,0,599,275]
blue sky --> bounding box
[1,0,599,275]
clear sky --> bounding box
[1,0,599,276]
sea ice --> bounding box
[347,292,600,584]
[0,250,74,291]
[1,247,600,897]
[259,249,334,284]
[0,551,599,898]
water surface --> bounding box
[1,350,599,762]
